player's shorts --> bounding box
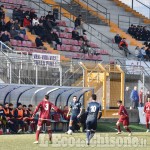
[118,117,129,126]
[146,115,150,123]
[70,115,79,123]
[86,119,97,131]
[37,118,51,127]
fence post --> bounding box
[132,0,134,9]
[9,62,12,84]
[142,72,145,103]
[59,66,62,86]
[35,64,38,85]
[18,69,21,84]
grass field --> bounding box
[0,123,150,150]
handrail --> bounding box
[0,41,35,84]
[79,0,110,24]
[136,0,150,9]
[27,0,126,58]
[118,14,147,28]
[119,0,150,19]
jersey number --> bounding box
[45,104,49,111]
[91,106,96,112]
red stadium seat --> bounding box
[11,39,17,46]
[17,40,22,46]
[57,45,61,51]
[22,41,27,47]
[65,28,73,33]
[65,45,71,51]
[59,32,65,38]
[24,35,28,40]
[27,41,32,47]
[61,44,66,51]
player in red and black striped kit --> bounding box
[143,98,150,132]
[32,95,61,144]
[113,100,132,136]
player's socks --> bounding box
[48,130,52,142]
[69,126,73,131]
[36,130,40,141]
[117,125,121,132]
[146,123,149,129]
[125,127,131,133]
[86,130,91,145]
[89,131,95,140]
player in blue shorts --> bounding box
[66,96,82,134]
[85,94,102,145]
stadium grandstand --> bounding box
[0,0,150,149]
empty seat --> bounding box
[57,45,61,51]
[26,41,32,47]
[71,46,80,52]
[65,28,73,33]
[62,39,70,45]
[61,45,66,51]
[65,45,71,51]
[59,32,65,38]
[17,40,22,46]
[22,41,27,47]
[17,0,25,5]
[24,35,28,40]
[11,39,17,46]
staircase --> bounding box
[58,0,108,25]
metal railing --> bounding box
[119,0,150,19]
[40,0,127,58]
[74,0,110,25]
[118,14,147,29]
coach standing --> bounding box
[130,86,139,109]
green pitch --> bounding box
[0,123,150,150]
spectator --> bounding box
[35,35,47,50]
[141,47,149,60]
[49,18,60,32]
[32,16,39,26]
[0,18,5,32]
[135,46,143,60]
[5,19,14,32]
[0,5,5,19]
[46,11,55,22]
[23,15,31,28]
[0,30,12,48]
[128,24,150,41]
[39,16,44,24]
[139,87,144,107]
[145,90,150,103]
[29,9,36,21]
[119,38,131,57]
[80,40,91,54]
[114,34,122,44]
[10,26,24,41]
[0,104,5,133]
[51,30,62,49]
[72,28,85,41]
[13,19,21,31]
[146,45,150,59]
[74,15,86,35]
[14,103,24,133]
[130,86,139,109]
